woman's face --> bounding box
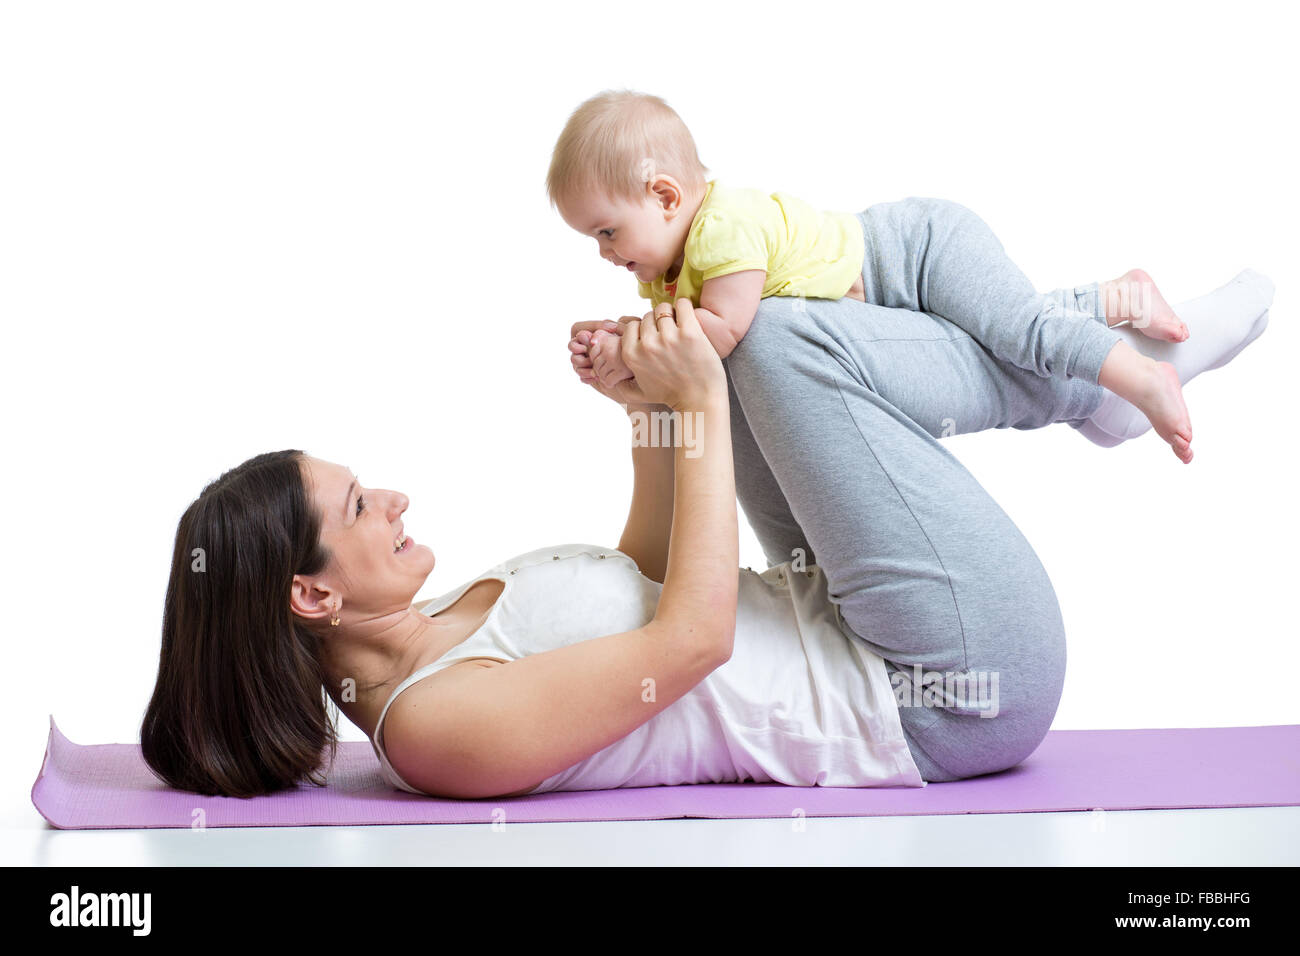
[293,456,435,623]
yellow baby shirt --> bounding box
[637,180,865,309]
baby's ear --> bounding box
[647,176,686,214]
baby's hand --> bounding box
[588,328,635,388]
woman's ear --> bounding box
[289,574,335,624]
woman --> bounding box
[141,301,749,799]
[139,273,1272,798]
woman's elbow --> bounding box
[713,624,736,664]
[712,588,739,661]
[702,604,738,664]
[649,612,734,668]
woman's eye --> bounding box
[355,495,365,517]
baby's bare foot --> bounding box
[1103,268,1189,343]
[570,330,597,383]
[589,329,634,387]
[1136,361,1194,464]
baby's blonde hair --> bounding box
[546,89,709,211]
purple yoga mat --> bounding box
[31,716,1300,829]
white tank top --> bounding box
[369,543,925,794]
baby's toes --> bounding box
[1141,315,1187,342]
[1159,316,1190,342]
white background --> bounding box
[2,0,1296,829]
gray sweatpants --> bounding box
[724,198,1127,781]
[855,196,1123,385]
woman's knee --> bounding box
[896,195,978,233]
[924,196,981,226]
[912,197,998,259]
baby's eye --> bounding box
[599,229,614,238]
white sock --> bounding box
[1083,269,1274,443]
[1074,417,1126,447]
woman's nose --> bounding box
[388,491,409,516]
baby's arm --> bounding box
[695,269,765,359]
[582,270,766,387]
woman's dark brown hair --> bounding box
[140,449,339,797]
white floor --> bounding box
[6,806,1298,866]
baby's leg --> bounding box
[856,197,1124,384]
[1100,268,1189,342]
[1081,269,1273,445]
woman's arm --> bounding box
[578,300,738,627]
[617,401,675,584]
[569,314,679,583]
[649,382,736,644]
[383,300,738,799]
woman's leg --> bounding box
[857,198,1125,385]
[727,371,816,570]
[725,294,1084,781]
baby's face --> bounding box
[558,186,681,284]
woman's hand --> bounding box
[619,299,728,412]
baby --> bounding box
[548,89,1196,462]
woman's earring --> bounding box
[330,602,341,627]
